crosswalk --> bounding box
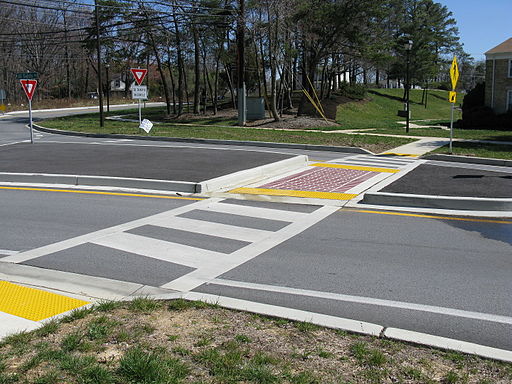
[1,198,338,293]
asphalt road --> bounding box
[383,163,512,198]
[1,187,511,351]
[1,105,512,355]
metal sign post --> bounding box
[130,68,148,127]
[29,99,33,144]
[449,56,459,154]
[131,85,148,126]
[19,79,38,144]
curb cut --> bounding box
[361,191,512,211]
[33,124,372,155]
[423,154,512,167]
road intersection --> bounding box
[0,107,511,362]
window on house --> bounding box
[508,90,512,112]
[509,60,512,78]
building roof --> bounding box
[485,38,512,55]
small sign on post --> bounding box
[20,79,38,144]
[130,68,148,125]
[448,56,459,154]
[131,85,148,100]
[16,72,38,80]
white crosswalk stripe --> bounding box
[328,154,418,170]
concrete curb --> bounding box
[0,155,307,195]
[423,154,512,167]
[3,269,511,362]
[150,292,512,363]
[384,328,512,363]
[33,124,372,154]
[361,191,512,211]
[0,172,198,193]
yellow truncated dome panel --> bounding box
[0,281,89,321]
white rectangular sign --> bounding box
[139,119,153,133]
[132,85,148,100]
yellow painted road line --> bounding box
[379,152,419,158]
[0,281,89,321]
[342,209,512,224]
[0,186,203,201]
[231,187,358,200]
[311,163,399,173]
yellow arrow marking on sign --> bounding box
[450,56,459,90]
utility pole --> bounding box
[237,0,246,126]
[95,0,104,127]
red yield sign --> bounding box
[20,79,37,101]
[130,68,147,85]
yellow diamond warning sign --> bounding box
[449,91,457,103]
[450,56,459,90]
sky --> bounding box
[437,0,512,61]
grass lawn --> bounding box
[1,298,510,384]
[432,142,512,160]
[40,114,413,154]
[365,127,512,142]
[336,88,461,129]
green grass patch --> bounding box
[118,347,189,384]
[336,88,461,129]
[365,126,512,141]
[432,142,512,160]
[128,297,162,312]
[40,115,412,154]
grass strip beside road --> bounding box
[1,298,510,384]
[40,114,414,154]
[432,142,512,160]
[364,127,512,142]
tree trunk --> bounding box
[193,27,200,114]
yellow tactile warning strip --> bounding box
[379,152,419,158]
[0,281,89,321]
[311,163,399,173]
[230,187,358,200]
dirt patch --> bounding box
[1,300,510,383]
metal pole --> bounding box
[105,64,110,113]
[138,99,142,125]
[237,0,246,126]
[94,0,104,127]
[29,99,33,144]
[449,103,454,154]
[405,49,410,133]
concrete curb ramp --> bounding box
[0,155,307,194]
[362,191,512,211]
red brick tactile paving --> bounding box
[259,167,378,193]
